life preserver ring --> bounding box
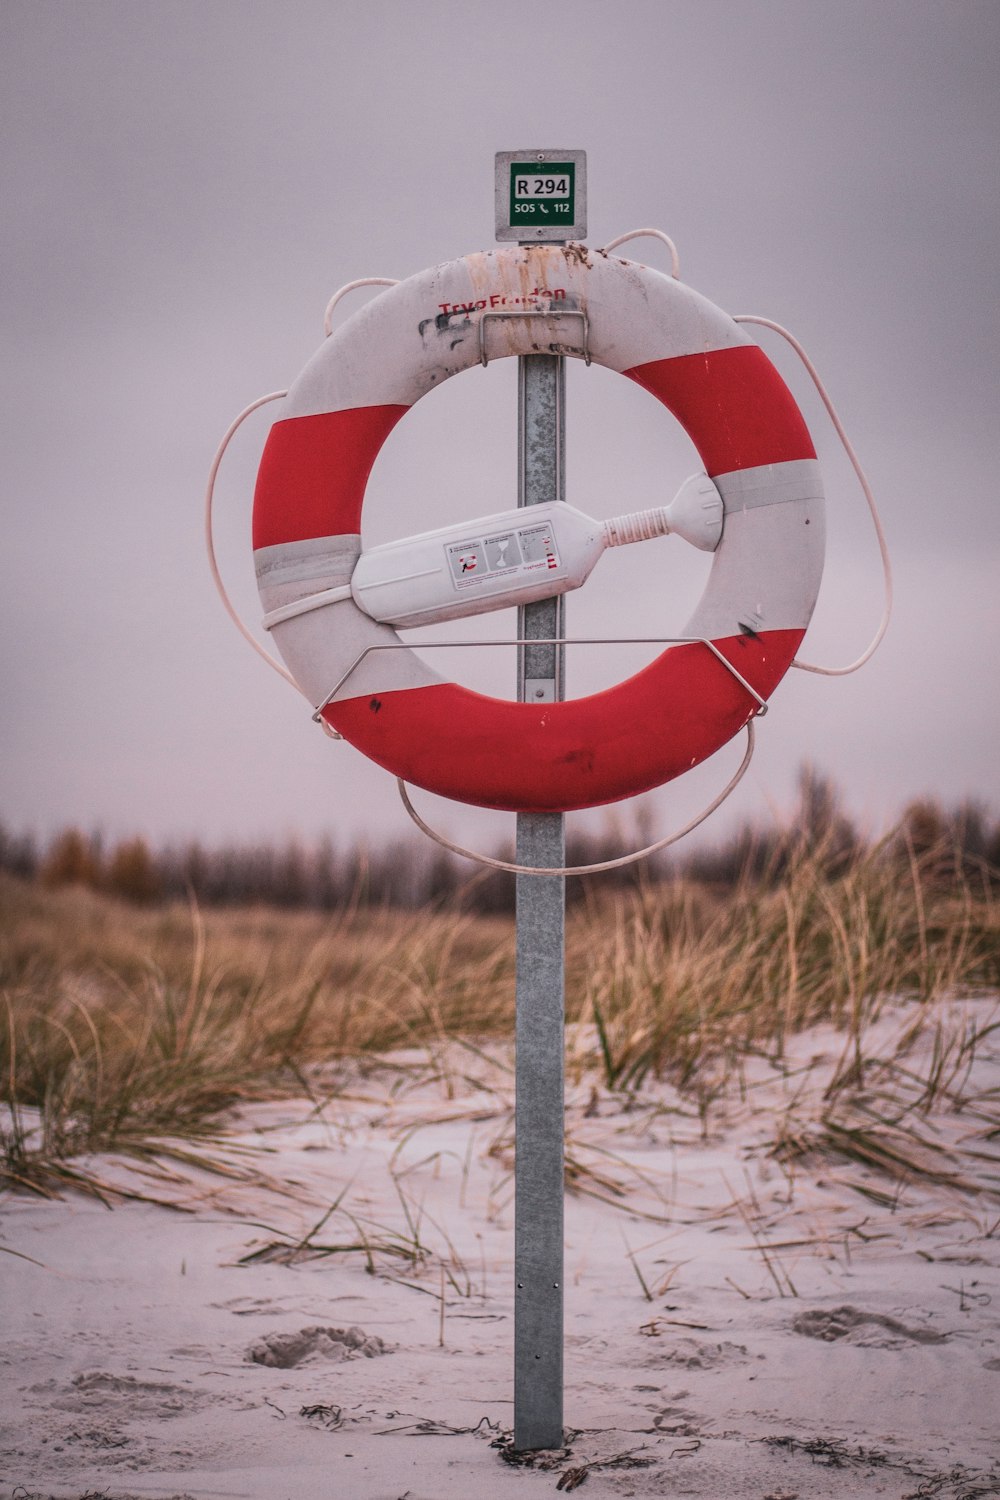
[253,245,824,813]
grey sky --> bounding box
[2,0,997,856]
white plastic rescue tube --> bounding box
[253,244,824,813]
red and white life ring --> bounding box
[253,245,824,813]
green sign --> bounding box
[509,162,575,228]
[495,149,586,242]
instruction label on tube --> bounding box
[446,521,560,591]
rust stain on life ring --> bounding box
[561,242,591,269]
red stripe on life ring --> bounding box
[324,629,802,813]
[253,404,408,549]
[625,345,816,475]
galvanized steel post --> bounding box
[514,352,566,1451]
[496,144,585,1453]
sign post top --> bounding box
[495,149,587,243]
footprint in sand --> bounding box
[651,1402,704,1435]
[213,1295,292,1317]
[51,1372,212,1418]
[643,1337,753,1370]
[793,1306,948,1348]
[246,1325,391,1368]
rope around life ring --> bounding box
[252,244,825,813]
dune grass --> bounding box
[0,874,514,1192]
[578,836,999,1095]
[1,829,998,1200]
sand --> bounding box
[3,1001,1000,1499]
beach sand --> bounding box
[3,1003,999,1499]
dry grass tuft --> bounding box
[2,826,998,1199]
[574,836,998,1097]
[0,874,513,1193]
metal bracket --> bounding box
[479,308,591,368]
[311,634,770,724]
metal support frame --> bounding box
[479,307,591,368]
[514,352,566,1451]
[312,638,769,723]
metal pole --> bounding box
[514,352,566,1451]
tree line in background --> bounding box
[2,769,997,914]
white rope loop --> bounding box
[204,390,297,688]
[734,315,893,676]
[323,277,400,337]
[598,228,681,280]
[395,722,755,877]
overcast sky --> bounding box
[2,0,997,860]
